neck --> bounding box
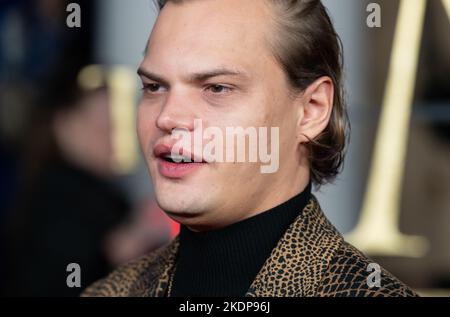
[170,181,312,297]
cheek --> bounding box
[223,99,270,128]
[246,90,281,127]
[137,105,158,150]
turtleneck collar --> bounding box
[170,181,312,297]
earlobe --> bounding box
[296,76,334,143]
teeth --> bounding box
[163,154,192,163]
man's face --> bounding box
[138,0,306,230]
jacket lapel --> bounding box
[127,237,179,297]
[245,195,343,297]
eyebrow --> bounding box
[137,68,169,86]
[137,67,249,85]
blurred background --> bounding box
[0,0,448,296]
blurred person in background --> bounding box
[0,0,175,296]
[1,65,130,297]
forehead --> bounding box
[142,0,275,75]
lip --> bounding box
[153,143,207,179]
[153,143,205,163]
[156,157,206,179]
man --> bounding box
[83,0,417,297]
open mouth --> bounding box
[154,143,206,164]
[154,144,207,178]
[161,154,195,163]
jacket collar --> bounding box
[246,195,343,296]
[145,195,343,297]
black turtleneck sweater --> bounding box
[170,182,312,297]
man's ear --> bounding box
[296,76,334,143]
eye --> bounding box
[206,84,233,94]
[141,83,167,93]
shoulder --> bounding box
[317,241,418,297]
[81,240,177,297]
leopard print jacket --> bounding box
[82,195,418,297]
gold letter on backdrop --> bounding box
[345,0,432,257]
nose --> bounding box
[156,92,195,134]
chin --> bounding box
[154,187,205,217]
